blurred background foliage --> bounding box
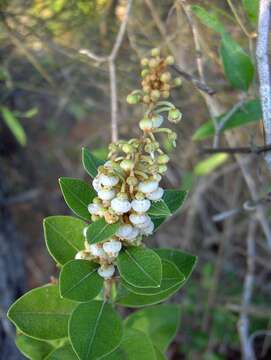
[1,0,271,359]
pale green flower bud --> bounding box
[168,108,182,123]
[151,48,160,57]
[157,154,170,164]
[120,159,134,172]
[139,118,153,131]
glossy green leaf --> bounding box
[82,147,105,178]
[148,190,187,219]
[1,106,27,146]
[69,300,123,360]
[15,334,53,360]
[125,304,181,352]
[194,154,229,176]
[220,34,254,90]
[243,0,259,24]
[44,216,86,265]
[154,347,167,360]
[59,177,95,220]
[60,260,103,302]
[155,248,197,279]
[191,5,225,34]
[122,259,184,296]
[8,285,76,340]
[192,99,261,140]
[45,344,78,360]
[117,247,162,288]
[86,218,120,244]
[102,328,156,360]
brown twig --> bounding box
[201,143,271,155]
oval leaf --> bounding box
[59,177,95,220]
[82,147,105,178]
[44,216,86,265]
[117,247,162,288]
[125,304,181,352]
[148,190,187,219]
[102,328,156,360]
[60,260,103,302]
[192,99,261,140]
[194,154,229,176]
[191,5,225,34]
[220,34,254,91]
[16,334,54,360]
[69,300,123,360]
[121,259,184,296]
[1,106,27,146]
[8,285,76,340]
[86,218,120,245]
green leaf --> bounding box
[69,300,123,360]
[8,285,76,340]
[192,99,262,140]
[243,0,259,24]
[125,304,181,353]
[15,334,54,360]
[155,248,197,279]
[148,190,187,219]
[82,147,105,178]
[1,106,27,146]
[220,34,254,90]
[59,177,95,221]
[191,5,226,34]
[45,344,79,360]
[194,154,229,176]
[44,216,86,265]
[60,260,103,302]
[117,247,162,288]
[154,347,167,360]
[101,328,156,360]
[121,259,184,296]
[86,218,120,244]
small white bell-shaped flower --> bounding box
[99,174,119,187]
[92,177,102,192]
[146,187,164,201]
[140,221,154,235]
[98,265,115,279]
[103,239,122,257]
[111,193,131,214]
[88,243,107,258]
[116,224,134,239]
[138,180,159,194]
[125,227,139,241]
[135,215,152,229]
[131,198,151,213]
[129,213,150,226]
[98,188,116,201]
[87,203,103,215]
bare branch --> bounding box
[201,144,271,155]
[256,0,271,170]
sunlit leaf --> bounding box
[194,154,229,176]
[1,106,27,146]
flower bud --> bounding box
[135,216,152,229]
[151,90,160,101]
[138,180,159,194]
[151,48,160,57]
[162,91,170,99]
[120,159,134,172]
[98,189,116,201]
[98,265,115,279]
[160,72,171,83]
[104,211,119,224]
[75,250,85,260]
[141,69,149,77]
[165,55,174,65]
[127,93,141,104]
[122,143,134,154]
[158,165,167,173]
[103,240,122,257]
[91,215,100,222]
[146,187,164,201]
[116,224,134,239]
[131,199,151,213]
[139,118,153,131]
[99,174,119,187]
[92,177,102,192]
[127,176,138,186]
[157,154,170,164]
[111,195,131,214]
[141,58,149,66]
[149,58,158,68]
[168,108,182,123]
[151,114,163,128]
[174,77,182,86]
[143,95,151,104]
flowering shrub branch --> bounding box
[7,49,197,360]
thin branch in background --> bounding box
[256,0,271,171]
[238,219,257,360]
[201,143,271,155]
[226,0,255,39]
[171,64,216,95]
[79,0,133,142]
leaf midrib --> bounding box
[62,268,97,296]
[85,301,105,360]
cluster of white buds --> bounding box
[75,49,182,280]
